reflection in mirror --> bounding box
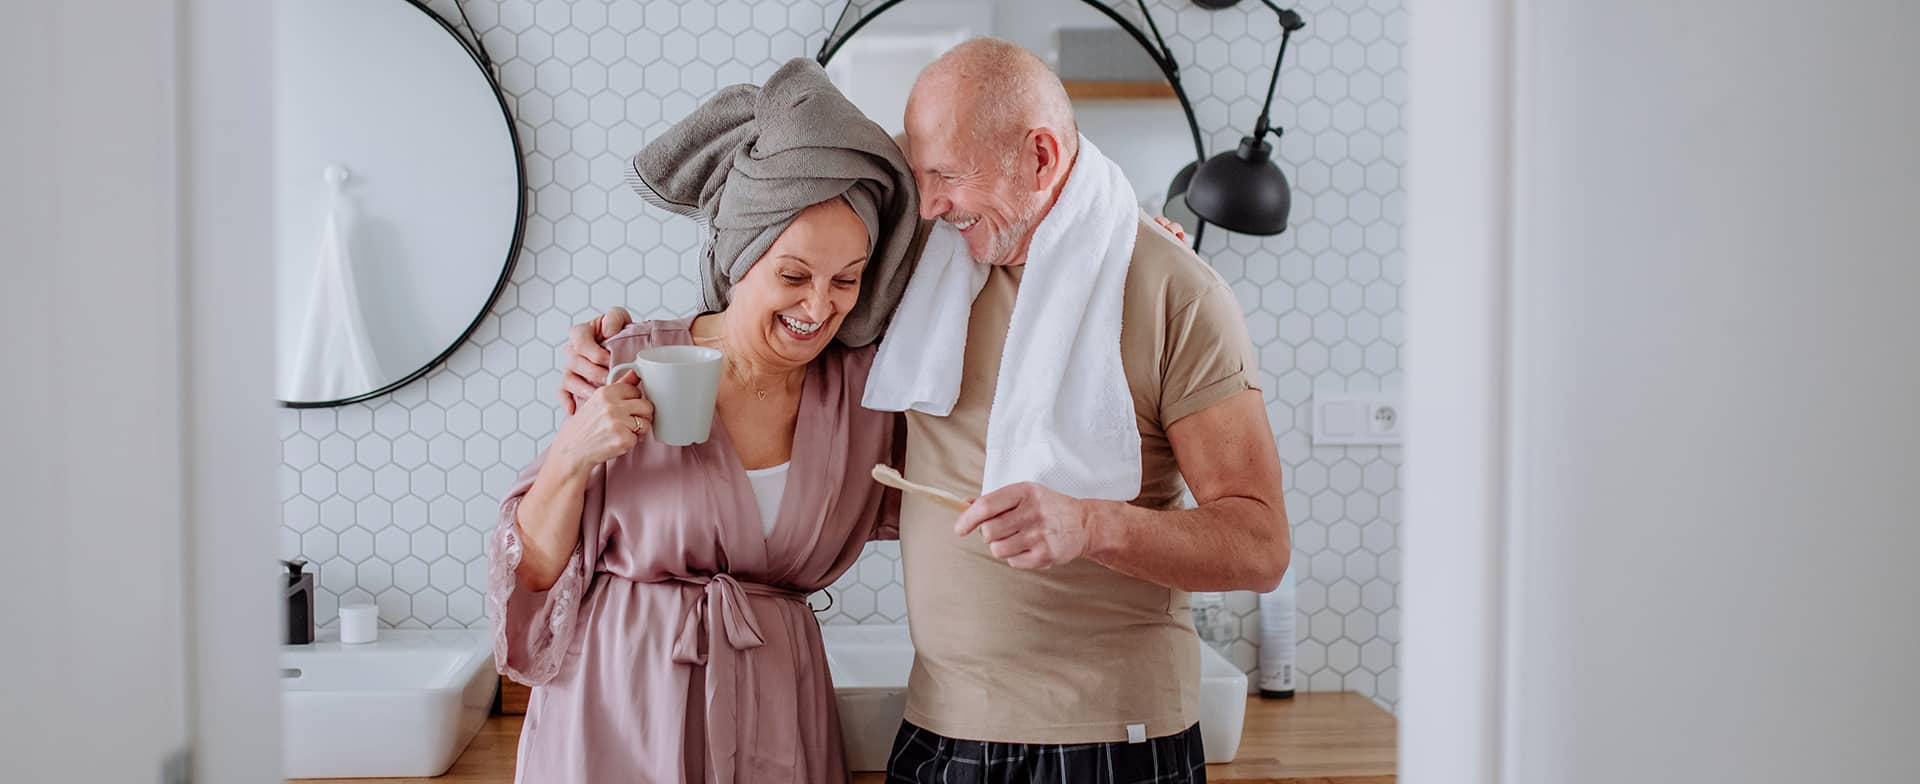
[274,0,524,407]
[822,0,1195,219]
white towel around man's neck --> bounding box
[863,136,1142,501]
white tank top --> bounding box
[742,462,789,538]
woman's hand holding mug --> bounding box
[553,369,654,473]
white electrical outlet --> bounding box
[1311,393,1403,446]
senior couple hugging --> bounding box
[490,37,1291,784]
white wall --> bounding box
[990,0,1111,60]
[1407,0,1920,781]
[1073,101,1193,212]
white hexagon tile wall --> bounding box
[280,0,1404,709]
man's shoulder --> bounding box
[1124,215,1231,318]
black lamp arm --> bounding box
[1251,2,1306,141]
[1133,0,1181,75]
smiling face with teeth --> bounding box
[902,111,1052,268]
[903,39,1080,268]
[717,198,871,371]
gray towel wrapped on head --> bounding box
[625,58,920,347]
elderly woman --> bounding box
[488,59,919,783]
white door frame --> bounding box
[1401,0,1520,781]
[182,0,282,781]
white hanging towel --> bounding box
[282,165,387,401]
[863,136,1142,501]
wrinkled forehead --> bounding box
[906,114,995,178]
[905,77,982,153]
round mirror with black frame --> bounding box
[274,0,526,409]
[814,0,1214,250]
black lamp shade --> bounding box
[1185,136,1292,236]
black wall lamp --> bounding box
[1167,1,1306,236]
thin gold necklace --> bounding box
[729,357,806,402]
[729,356,772,401]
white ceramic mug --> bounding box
[606,345,724,446]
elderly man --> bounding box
[561,39,1288,783]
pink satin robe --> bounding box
[488,317,900,783]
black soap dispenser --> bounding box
[283,559,316,645]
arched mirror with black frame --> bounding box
[274,0,527,408]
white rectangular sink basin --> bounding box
[281,629,498,779]
[821,624,1248,770]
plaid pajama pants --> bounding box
[884,721,1207,784]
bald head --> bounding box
[908,38,1077,167]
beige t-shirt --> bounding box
[898,217,1261,744]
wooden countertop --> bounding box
[1189,692,1398,784]
[293,692,1395,783]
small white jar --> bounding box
[339,603,379,645]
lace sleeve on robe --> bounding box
[487,460,605,686]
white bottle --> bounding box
[1256,568,1297,697]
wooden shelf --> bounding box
[1063,79,1177,100]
